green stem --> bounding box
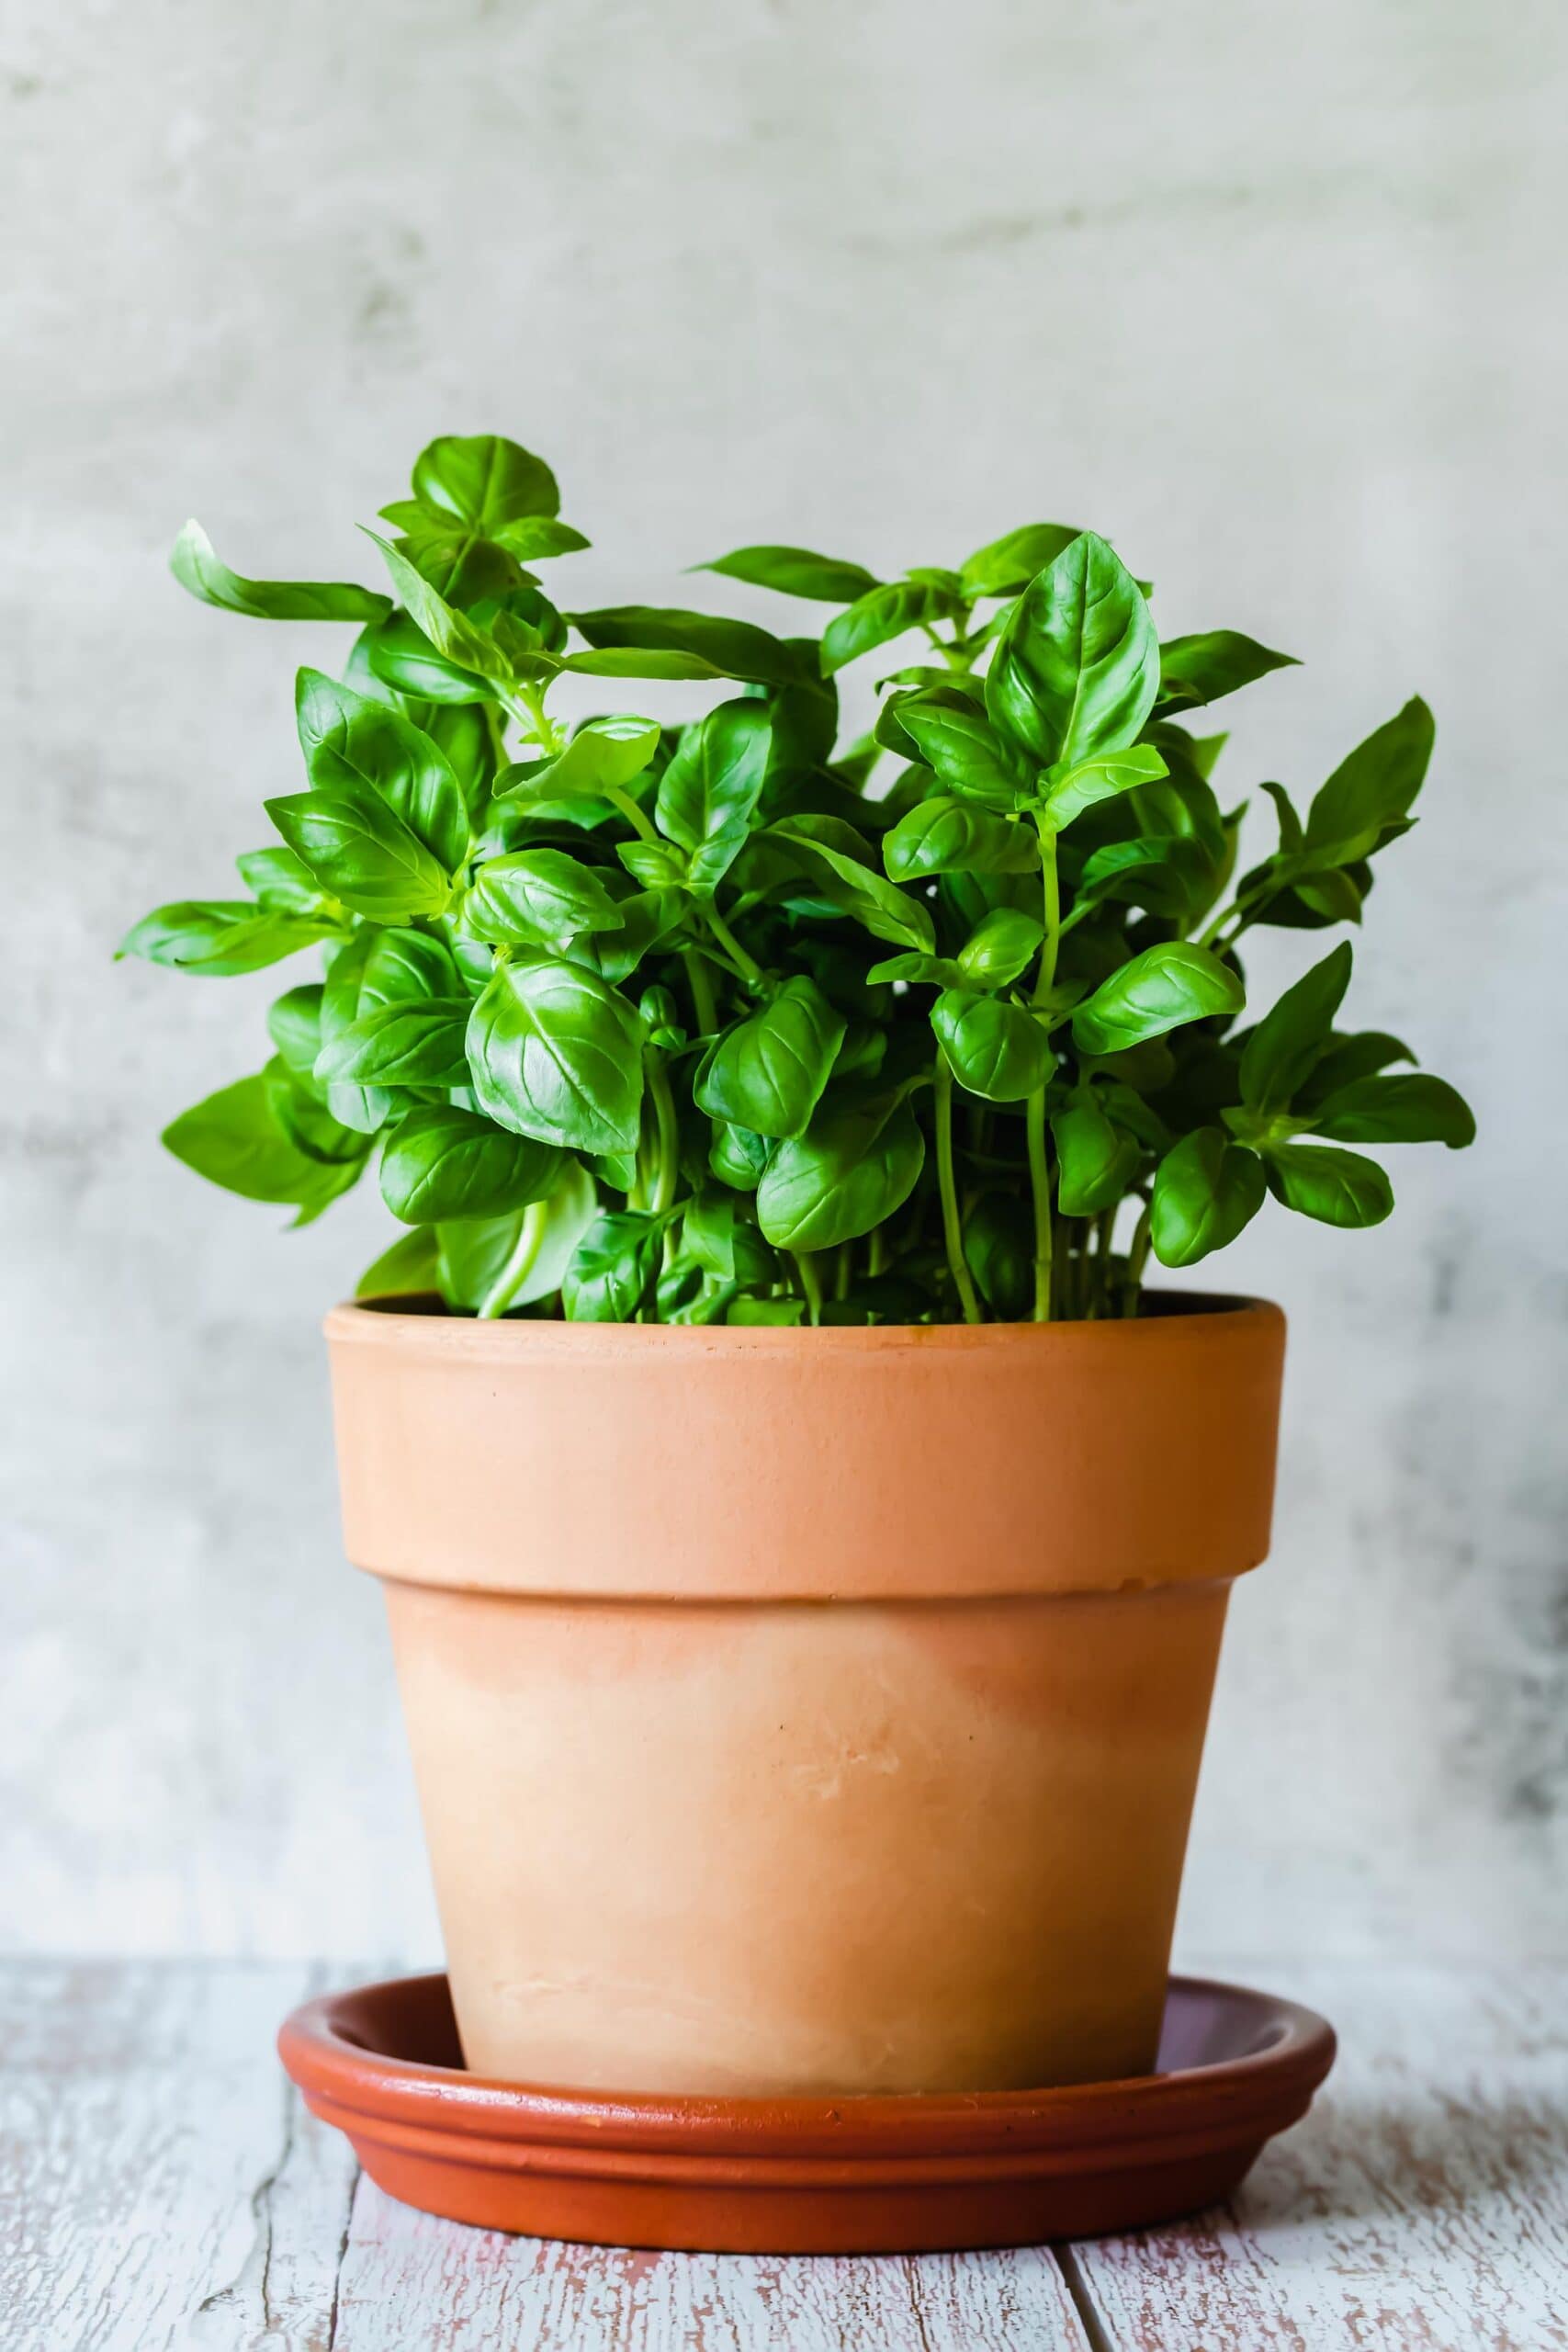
[648,1055,679,1216]
[794,1251,823,1327]
[476,1200,548,1319]
[934,1050,982,1325]
[1124,1202,1154,1317]
[1031,818,1061,1008]
[512,686,560,756]
[682,948,717,1038]
[1026,1085,1053,1322]
[606,785,660,845]
[704,903,769,994]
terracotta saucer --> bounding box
[277,1972,1335,2254]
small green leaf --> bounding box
[365,532,518,684]
[695,977,847,1138]
[1053,1098,1141,1215]
[235,846,338,916]
[987,531,1159,768]
[765,816,935,951]
[959,522,1083,599]
[1156,630,1299,712]
[463,850,626,947]
[655,699,773,890]
[1239,942,1353,1115]
[266,984,324,1079]
[569,606,802,686]
[314,998,473,1087]
[709,1118,772,1192]
[1151,1127,1267,1266]
[1263,1141,1393,1227]
[694,545,880,603]
[1073,942,1244,1055]
[964,1190,1034,1317]
[1303,697,1435,863]
[468,956,644,1153]
[895,705,1021,808]
[931,989,1051,1102]
[884,797,1038,881]
[1040,741,1168,832]
[409,433,561,526]
[500,714,661,801]
[560,647,725,682]
[1309,1073,1474,1148]
[757,1086,925,1250]
[435,1161,598,1311]
[295,671,469,875]
[955,907,1044,988]
[379,1105,564,1223]
[562,1210,666,1321]
[163,1071,360,1220]
[171,520,390,624]
[356,1226,440,1298]
[118,901,334,976]
[265,786,452,922]
[363,610,496,705]
[821,579,954,674]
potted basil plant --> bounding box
[124,434,1472,2097]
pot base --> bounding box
[277,1971,1334,2253]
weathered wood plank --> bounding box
[0,1959,345,2352]
[330,2188,1093,2351]
[1075,1958,1568,2352]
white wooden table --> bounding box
[3,1960,1563,2351]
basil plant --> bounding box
[122,433,1472,1325]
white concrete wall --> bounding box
[3,0,1563,1964]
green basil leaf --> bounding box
[491,516,590,560]
[365,532,519,684]
[1072,942,1244,1054]
[617,840,690,889]
[468,956,644,1153]
[1151,1126,1267,1266]
[265,786,452,922]
[894,706,1023,809]
[360,927,459,1007]
[170,520,391,624]
[295,671,469,875]
[315,998,472,1087]
[363,610,496,705]
[1263,1140,1393,1227]
[263,1057,369,1166]
[694,545,880,603]
[118,900,334,977]
[162,1071,360,1220]
[434,1160,598,1311]
[683,1189,778,1286]
[931,989,1051,1102]
[266,984,324,1079]
[1156,630,1299,712]
[571,888,686,984]
[560,647,725,682]
[1303,697,1435,863]
[821,579,953,675]
[235,846,338,916]
[1294,867,1365,923]
[727,1295,804,1327]
[1293,1029,1416,1109]
[986,531,1159,768]
[866,951,965,988]
[379,1105,564,1222]
[757,1087,925,1250]
[356,1225,440,1298]
[569,606,802,686]
[765,816,935,951]
[1238,942,1354,1115]
[883,797,1037,882]
[1308,1073,1474,1148]
[963,1190,1034,1317]
[499,714,661,802]
[562,1210,664,1321]
[959,522,1084,599]
[1075,835,1213,922]
[695,976,847,1138]
[410,434,560,526]
[463,850,626,947]
[1258,779,1304,855]
[655,699,773,890]
[954,908,1044,988]
[709,1118,773,1192]
[1052,1098,1142,1215]
[1040,741,1168,832]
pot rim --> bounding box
[326,1289,1282,1359]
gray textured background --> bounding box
[3,0,1564,1964]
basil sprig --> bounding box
[124,435,1472,1322]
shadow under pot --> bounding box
[324,1295,1284,2098]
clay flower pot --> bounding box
[325,1295,1284,2098]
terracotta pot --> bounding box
[324,1295,1284,2098]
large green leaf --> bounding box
[1303,698,1435,863]
[118,900,334,976]
[694,977,846,1138]
[764,816,935,951]
[295,671,469,875]
[409,434,560,526]
[655,699,773,890]
[884,797,1037,881]
[569,606,802,686]
[821,579,953,674]
[468,956,644,1153]
[1052,1097,1141,1215]
[1072,942,1244,1054]
[986,531,1159,767]
[1151,1126,1267,1266]
[1308,1073,1474,1148]
[170,521,390,624]
[1156,630,1299,712]
[896,704,1021,808]
[265,785,452,921]
[757,1087,925,1250]
[694,545,879,603]
[378,1105,563,1222]
[931,990,1051,1102]
[959,522,1083,599]
[463,851,626,947]
[1263,1141,1393,1227]
[1238,942,1353,1115]
[1040,742,1168,832]
[314,999,473,1087]
[162,1072,361,1222]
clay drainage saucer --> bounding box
[277,1972,1335,2254]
